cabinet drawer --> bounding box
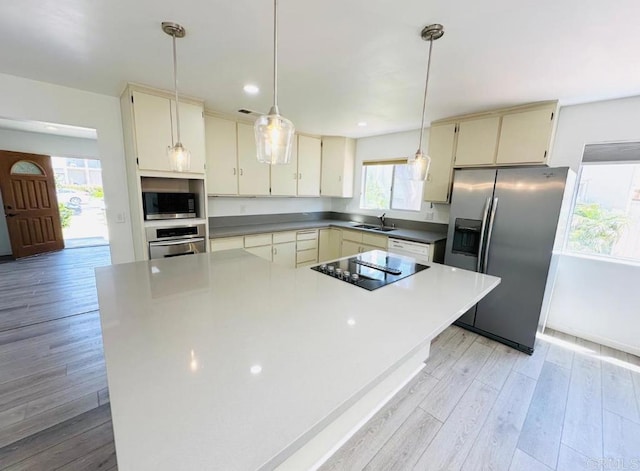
[362,233,387,249]
[210,236,244,252]
[296,248,318,264]
[297,239,317,251]
[244,233,273,247]
[296,230,318,241]
[273,231,297,244]
[341,230,362,243]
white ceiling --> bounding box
[0,0,639,138]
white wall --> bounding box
[545,95,640,355]
[0,73,133,263]
[208,196,332,217]
[332,129,450,224]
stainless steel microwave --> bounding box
[142,192,197,220]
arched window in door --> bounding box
[10,161,45,175]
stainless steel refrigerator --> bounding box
[444,167,575,354]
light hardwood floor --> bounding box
[1,247,639,470]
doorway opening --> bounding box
[52,157,109,249]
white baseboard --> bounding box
[545,321,640,357]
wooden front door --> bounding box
[0,151,64,258]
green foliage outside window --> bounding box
[568,203,628,255]
[58,203,73,229]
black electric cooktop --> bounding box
[311,250,429,291]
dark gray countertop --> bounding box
[210,219,448,245]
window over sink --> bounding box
[359,160,423,211]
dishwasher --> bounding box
[387,238,432,263]
[146,224,206,259]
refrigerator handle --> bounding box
[482,197,499,273]
[476,197,491,272]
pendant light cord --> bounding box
[172,32,181,144]
[273,0,279,110]
[417,38,434,153]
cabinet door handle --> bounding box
[299,173,302,180]
[273,247,277,255]
[240,168,244,176]
[233,168,237,175]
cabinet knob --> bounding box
[240,169,244,176]
[299,173,302,180]
[233,168,237,175]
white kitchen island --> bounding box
[95,250,500,471]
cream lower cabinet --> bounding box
[272,231,297,267]
[319,228,341,262]
[210,236,244,252]
[244,233,273,261]
[340,230,387,257]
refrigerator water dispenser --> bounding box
[452,218,482,256]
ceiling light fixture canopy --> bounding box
[254,0,295,165]
[407,23,444,181]
[162,21,191,173]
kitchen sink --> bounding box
[353,224,396,232]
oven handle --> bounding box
[149,237,205,247]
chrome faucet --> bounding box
[378,213,386,228]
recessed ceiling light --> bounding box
[45,125,58,131]
[250,364,262,375]
[357,122,367,127]
[243,84,260,95]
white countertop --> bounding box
[95,250,500,471]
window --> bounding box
[360,161,423,211]
[566,162,640,262]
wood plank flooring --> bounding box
[1,246,639,470]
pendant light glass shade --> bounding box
[408,24,444,181]
[255,0,295,165]
[162,22,191,172]
[168,143,191,172]
[407,150,431,181]
[255,107,295,164]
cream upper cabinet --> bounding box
[271,135,298,196]
[237,123,270,196]
[321,136,355,197]
[132,91,173,172]
[297,135,321,196]
[424,123,457,203]
[454,116,500,167]
[131,90,206,174]
[205,115,238,195]
[496,106,555,165]
[171,100,206,173]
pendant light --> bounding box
[162,21,191,172]
[407,24,444,181]
[254,0,295,165]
